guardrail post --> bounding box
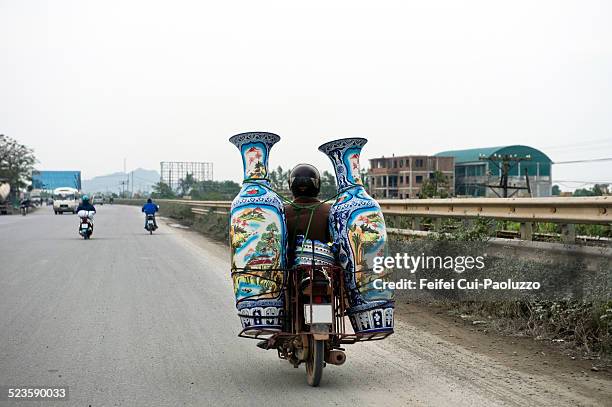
[560,224,576,244]
[433,218,442,232]
[520,222,534,241]
[411,217,421,231]
[387,215,397,228]
[488,220,498,236]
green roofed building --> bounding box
[434,145,552,197]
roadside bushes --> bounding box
[398,220,612,357]
[451,300,612,356]
[157,202,229,243]
[192,210,229,243]
[158,202,195,225]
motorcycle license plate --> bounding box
[81,225,89,230]
[304,304,333,324]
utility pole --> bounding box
[479,154,532,198]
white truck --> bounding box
[53,187,80,214]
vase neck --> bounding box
[229,132,280,182]
[319,139,366,190]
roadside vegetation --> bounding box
[0,134,37,203]
[390,220,612,361]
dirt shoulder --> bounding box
[394,301,612,405]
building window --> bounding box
[399,161,403,168]
[416,159,424,168]
[416,175,423,184]
[400,175,404,184]
[393,160,397,168]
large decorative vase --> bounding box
[318,138,394,336]
[229,132,288,333]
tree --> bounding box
[573,184,609,197]
[320,170,338,201]
[190,180,241,200]
[419,171,450,198]
[178,173,196,196]
[269,166,290,194]
[593,184,610,196]
[552,185,561,196]
[0,135,36,199]
[151,182,176,199]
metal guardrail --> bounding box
[156,199,231,209]
[377,196,611,225]
[116,196,611,243]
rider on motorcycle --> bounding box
[284,163,331,261]
[256,164,332,350]
[141,198,159,229]
[19,197,31,212]
[76,195,96,230]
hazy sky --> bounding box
[1,0,611,190]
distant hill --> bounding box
[82,168,160,194]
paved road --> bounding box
[0,206,609,406]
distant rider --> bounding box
[142,198,159,229]
[19,196,31,215]
[76,195,96,229]
[19,197,31,208]
[76,195,96,214]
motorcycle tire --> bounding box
[306,338,325,387]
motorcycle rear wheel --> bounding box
[305,337,325,387]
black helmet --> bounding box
[288,164,321,198]
[147,198,152,203]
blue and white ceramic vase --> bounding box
[229,132,288,332]
[318,138,394,336]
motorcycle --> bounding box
[77,210,95,239]
[20,204,28,216]
[145,214,157,234]
[236,258,390,386]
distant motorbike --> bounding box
[19,202,28,216]
[77,210,95,239]
[145,214,157,234]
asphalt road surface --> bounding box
[0,205,610,406]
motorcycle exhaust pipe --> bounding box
[325,350,346,366]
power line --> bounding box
[553,180,612,184]
[553,157,612,164]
